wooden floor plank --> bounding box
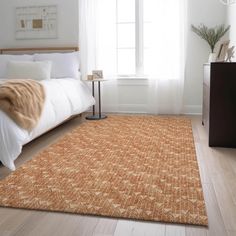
[27,214,99,236]
[227,230,236,236]
[131,222,165,236]
[165,225,185,236]
[113,220,135,236]
[10,211,46,236]
[202,184,228,236]
[0,209,31,233]
[185,226,207,236]
[114,220,165,236]
[0,230,11,236]
[93,218,118,236]
[22,213,76,236]
[71,216,99,236]
[198,143,236,232]
[194,143,211,184]
[215,149,236,205]
[211,174,236,231]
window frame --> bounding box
[116,0,145,77]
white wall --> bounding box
[227,4,236,57]
[184,0,227,114]
[0,0,79,48]
[0,0,227,114]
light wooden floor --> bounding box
[0,114,236,236]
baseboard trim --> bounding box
[102,104,202,115]
[103,104,148,114]
[183,105,202,115]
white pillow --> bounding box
[6,61,52,81]
[0,54,34,78]
[34,52,80,79]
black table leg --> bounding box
[86,81,107,120]
[92,81,95,116]
[98,81,101,118]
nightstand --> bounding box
[84,79,107,120]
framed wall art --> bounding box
[216,40,230,62]
[15,5,57,40]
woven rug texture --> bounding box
[0,116,208,225]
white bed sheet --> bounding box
[0,78,95,171]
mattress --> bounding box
[0,78,95,170]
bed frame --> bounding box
[0,47,79,54]
[0,46,82,146]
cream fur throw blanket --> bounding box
[0,79,45,131]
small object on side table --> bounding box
[87,75,94,80]
[85,79,107,120]
[92,70,103,79]
[226,46,235,62]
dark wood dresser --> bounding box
[202,62,236,147]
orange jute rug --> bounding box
[0,116,208,226]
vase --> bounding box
[208,53,217,63]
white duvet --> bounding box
[0,78,95,171]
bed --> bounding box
[0,47,95,171]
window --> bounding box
[116,0,142,76]
[116,0,137,75]
[95,0,184,79]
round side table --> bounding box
[84,79,107,120]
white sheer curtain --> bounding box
[145,0,187,114]
[79,0,117,79]
[78,0,97,79]
[79,0,187,114]
[79,0,119,112]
